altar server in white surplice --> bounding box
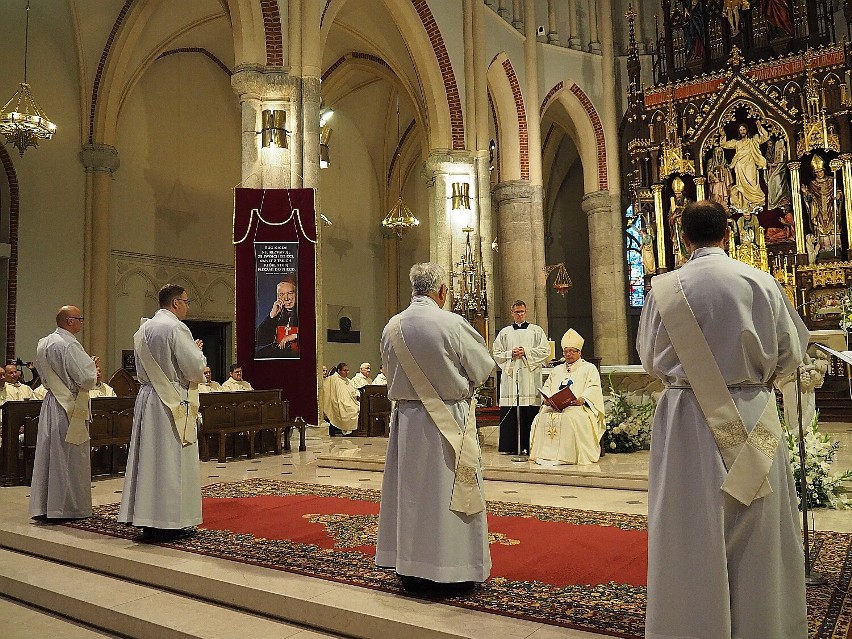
[376,263,495,592]
[638,200,808,639]
[29,306,98,519]
[492,300,549,455]
[119,285,206,538]
[528,329,605,466]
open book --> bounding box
[812,343,852,366]
[538,384,577,411]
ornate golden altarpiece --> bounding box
[621,2,852,331]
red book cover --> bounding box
[539,385,577,411]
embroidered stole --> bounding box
[36,337,91,446]
[386,315,485,516]
[654,271,781,506]
[134,321,200,447]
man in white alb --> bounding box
[29,306,98,519]
[376,263,495,594]
[638,200,808,639]
[351,362,373,389]
[198,367,223,393]
[221,364,253,391]
[528,329,605,465]
[373,364,387,386]
[119,285,206,539]
[492,300,549,454]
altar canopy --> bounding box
[233,188,318,423]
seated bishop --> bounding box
[198,366,223,393]
[529,329,605,466]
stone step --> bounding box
[0,595,120,639]
[0,518,576,639]
[0,547,337,639]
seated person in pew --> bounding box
[221,364,254,391]
[5,363,36,400]
[373,364,387,386]
[529,329,606,466]
[351,362,373,389]
[198,366,223,393]
[90,364,116,398]
[323,362,359,436]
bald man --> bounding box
[29,305,98,519]
[4,363,35,401]
[198,367,223,393]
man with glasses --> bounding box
[29,306,99,520]
[221,364,254,391]
[256,274,299,359]
[119,284,206,540]
[492,300,549,455]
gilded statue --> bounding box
[706,145,732,209]
[669,177,691,268]
[800,154,841,255]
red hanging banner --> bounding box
[233,188,318,423]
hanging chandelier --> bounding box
[0,2,57,157]
[381,93,419,237]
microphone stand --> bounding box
[797,365,826,586]
[511,357,527,462]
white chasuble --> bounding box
[638,246,809,639]
[528,360,605,465]
[323,374,360,434]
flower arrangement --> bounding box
[840,287,852,331]
[784,410,852,510]
[603,380,655,453]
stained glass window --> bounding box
[625,204,645,307]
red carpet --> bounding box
[65,479,852,639]
[200,493,648,587]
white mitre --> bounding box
[561,328,584,351]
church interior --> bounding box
[1,0,852,637]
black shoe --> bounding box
[140,527,195,542]
[328,424,343,437]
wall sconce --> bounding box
[260,109,288,148]
[451,182,470,210]
[320,126,332,168]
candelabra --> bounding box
[451,227,487,325]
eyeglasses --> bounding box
[176,298,191,305]
[70,316,85,321]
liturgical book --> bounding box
[538,384,577,411]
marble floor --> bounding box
[2,419,852,638]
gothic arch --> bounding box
[540,81,608,194]
[487,53,528,182]
[320,0,462,150]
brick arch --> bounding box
[486,53,528,182]
[0,146,18,359]
[156,48,232,75]
[260,0,283,65]
[540,81,608,192]
[501,58,528,180]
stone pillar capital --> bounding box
[231,65,296,101]
[80,144,119,173]
[492,180,534,204]
[424,150,474,177]
[580,189,611,215]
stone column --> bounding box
[568,0,582,49]
[231,66,297,189]
[547,0,559,43]
[80,144,120,361]
[425,151,455,296]
[582,190,628,363]
[512,0,523,30]
[587,0,601,53]
[523,0,548,332]
[493,181,536,316]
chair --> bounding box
[107,369,140,397]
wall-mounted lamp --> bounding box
[319,109,333,168]
[260,109,288,148]
[451,182,471,210]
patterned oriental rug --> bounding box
[65,479,852,639]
